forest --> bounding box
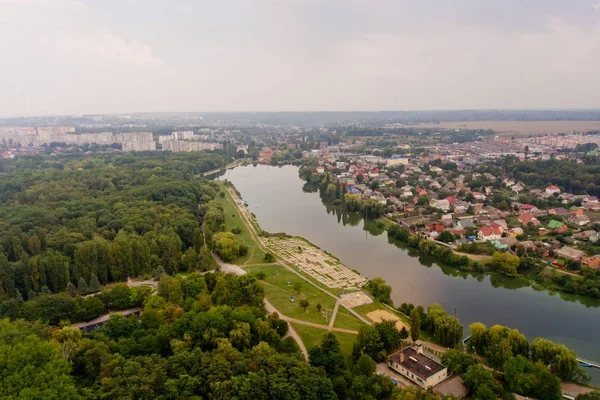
[0,152,229,306]
[495,156,600,197]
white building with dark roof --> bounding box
[388,346,449,388]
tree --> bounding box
[77,277,89,294]
[410,308,421,342]
[356,325,383,360]
[531,338,579,380]
[263,252,275,262]
[366,277,393,305]
[316,303,322,313]
[375,319,402,352]
[354,353,376,377]
[292,282,302,294]
[577,392,600,400]
[469,322,488,354]
[88,273,101,292]
[441,349,479,374]
[308,332,345,376]
[463,365,496,395]
[438,230,454,243]
[503,355,561,400]
[490,251,521,277]
[0,319,79,399]
[299,298,309,312]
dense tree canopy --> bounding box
[0,153,226,303]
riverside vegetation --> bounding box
[0,153,598,399]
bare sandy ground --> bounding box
[366,310,409,331]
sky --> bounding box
[1,0,600,116]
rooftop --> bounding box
[389,347,446,380]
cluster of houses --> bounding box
[313,153,600,270]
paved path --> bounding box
[329,299,341,329]
[264,299,309,361]
[201,160,243,177]
[225,186,372,326]
[212,253,247,275]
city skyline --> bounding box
[1,0,600,116]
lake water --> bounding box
[218,164,600,380]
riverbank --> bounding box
[217,164,600,385]
[219,174,599,394]
[299,168,600,305]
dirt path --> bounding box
[453,251,493,262]
[545,266,581,278]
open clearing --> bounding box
[291,323,357,357]
[248,264,336,325]
[366,310,409,331]
[333,308,366,331]
[415,120,600,137]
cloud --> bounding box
[1,0,600,115]
[178,4,193,14]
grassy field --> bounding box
[291,323,357,357]
[217,182,266,265]
[333,308,365,331]
[248,264,336,324]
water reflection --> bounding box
[217,164,600,382]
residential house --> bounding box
[582,255,600,269]
[573,230,599,242]
[493,219,508,229]
[548,207,571,217]
[568,214,591,226]
[478,226,503,241]
[517,214,540,226]
[368,169,380,178]
[546,185,561,195]
[556,246,584,261]
[570,206,584,216]
[426,221,445,235]
[548,220,568,233]
[511,183,524,193]
[434,199,451,212]
[472,192,487,201]
[456,219,475,230]
[519,204,539,214]
[506,227,524,237]
[316,166,325,174]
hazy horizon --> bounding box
[2,0,600,116]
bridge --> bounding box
[576,357,600,369]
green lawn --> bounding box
[333,308,365,331]
[291,323,357,357]
[217,183,266,265]
[248,265,336,324]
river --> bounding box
[218,164,600,381]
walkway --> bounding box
[201,159,243,177]
[329,299,341,329]
[264,298,308,361]
[224,186,372,326]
